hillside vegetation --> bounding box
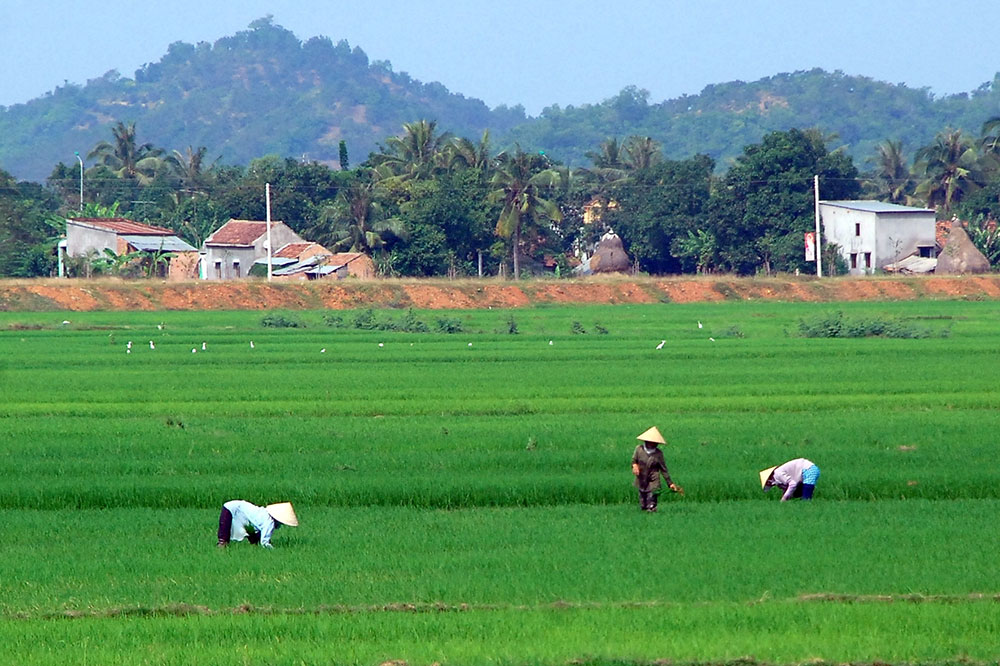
[3,17,1000,180]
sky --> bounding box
[3,0,1000,116]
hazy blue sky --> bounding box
[3,0,999,115]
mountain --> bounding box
[505,72,1000,169]
[0,17,526,181]
[2,17,1000,182]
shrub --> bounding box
[260,313,303,328]
[435,317,464,334]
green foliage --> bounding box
[796,311,948,338]
[259,312,303,328]
[434,316,464,333]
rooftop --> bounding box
[820,200,935,214]
[204,219,284,246]
[67,217,173,235]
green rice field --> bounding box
[1,300,998,665]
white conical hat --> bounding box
[759,467,777,489]
[266,502,298,527]
[636,426,666,444]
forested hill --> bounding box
[0,18,527,181]
[506,71,1000,169]
[3,16,1000,181]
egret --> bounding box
[548,340,554,346]
[61,320,70,325]
[709,337,715,342]
[192,348,197,354]
[378,343,384,348]
[320,348,326,353]
[202,342,207,351]
[249,341,255,349]
[157,323,163,330]
[698,321,703,329]
[655,340,665,350]
[149,341,155,350]
[468,342,473,347]
[126,341,132,349]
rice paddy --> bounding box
[1,300,998,664]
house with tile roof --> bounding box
[202,219,305,280]
[65,217,198,280]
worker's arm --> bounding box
[258,520,277,548]
[780,481,798,502]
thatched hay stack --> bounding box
[937,224,990,274]
[589,231,632,274]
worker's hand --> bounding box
[631,463,640,476]
[670,483,684,495]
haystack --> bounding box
[936,224,990,274]
[589,231,632,274]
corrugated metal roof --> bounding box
[252,257,297,267]
[205,219,284,246]
[68,217,173,235]
[274,242,314,258]
[821,200,935,214]
[120,235,197,252]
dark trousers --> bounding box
[217,507,232,544]
[638,490,659,512]
[801,484,816,500]
[217,506,260,544]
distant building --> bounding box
[820,201,937,275]
[64,217,198,280]
[202,219,304,280]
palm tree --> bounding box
[87,121,164,184]
[371,120,452,180]
[489,148,563,279]
[311,171,406,256]
[914,129,982,214]
[622,136,662,171]
[585,137,626,170]
[165,146,216,192]
[445,131,493,177]
[867,139,912,204]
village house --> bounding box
[819,201,937,275]
[267,245,376,280]
[63,217,198,280]
[201,219,304,279]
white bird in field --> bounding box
[201,342,206,351]
[191,348,197,354]
[709,337,715,342]
[126,349,131,354]
[378,342,384,348]
[698,321,703,329]
[320,348,326,353]
[249,341,255,349]
[655,340,665,350]
[126,341,132,349]
[157,323,163,330]
[468,342,473,347]
[61,320,70,325]
[149,341,155,350]
[548,340,554,346]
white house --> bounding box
[201,219,304,280]
[64,217,198,279]
[820,201,937,275]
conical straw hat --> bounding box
[636,426,666,444]
[266,502,299,527]
[759,467,777,489]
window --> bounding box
[855,223,861,236]
[233,260,241,278]
[918,246,935,258]
[864,252,872,269]
[214,261,222,279]
[850,253,858,269]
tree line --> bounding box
[3,117,1000,279]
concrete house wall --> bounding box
[202,221,304,280]
[820,201,937,275]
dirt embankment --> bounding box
[1,275,999,311]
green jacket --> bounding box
[632,444,673,492]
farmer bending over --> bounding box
[759,458,820,501]
[217,500,298,548]
[631,426,684,512]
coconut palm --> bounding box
[165,146,216,192]
[489,148,563,279]
[867,139,912,204]
[371,120,452,180]
[444,131,493,177]
[914,129,982,214]
[622,136,662,171]
[311,171,406,256]
[87,121,164,184]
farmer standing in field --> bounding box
[631,426,683,512]
[759,458,820,501]
[217,500,298,548]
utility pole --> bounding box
[265,183,273,282]
[74,151,84,211]
[814,175,823,277]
